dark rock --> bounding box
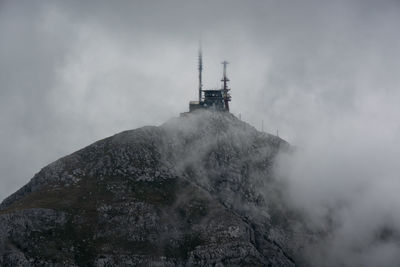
[0,111,297,266]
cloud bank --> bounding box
[1,1,400,265]
[277,92,400,266]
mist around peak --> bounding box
[275,109,400,267]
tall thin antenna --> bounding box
[261,120,264,132]
[198,42,203,102]
[222,61,229,90]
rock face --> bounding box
[0,111,297,266]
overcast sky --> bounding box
[1,1,400,265]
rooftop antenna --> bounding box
[221,60,231,111]
[198,41,203,102]
[261,120,264,132]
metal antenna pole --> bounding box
[198,43,203,102]
[221,61,230,111]
[222,61,229,91]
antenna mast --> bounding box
[198,44,203,102]
[221,61,231,111]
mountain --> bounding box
[0,111,299,266]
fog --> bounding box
[277,105,400,266]
[1,0,400,265]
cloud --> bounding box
[1,1,400,264]
[276,88,400,266]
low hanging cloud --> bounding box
[276,88,400,266]
[1,1,400,265]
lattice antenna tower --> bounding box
[221,61,231,111]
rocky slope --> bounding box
[0,111,299,266]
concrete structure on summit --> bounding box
[188,47,231,112]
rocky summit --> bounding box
[0,111,299,266]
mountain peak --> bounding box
[0,110,294,266]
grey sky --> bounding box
[1,1,400,265]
